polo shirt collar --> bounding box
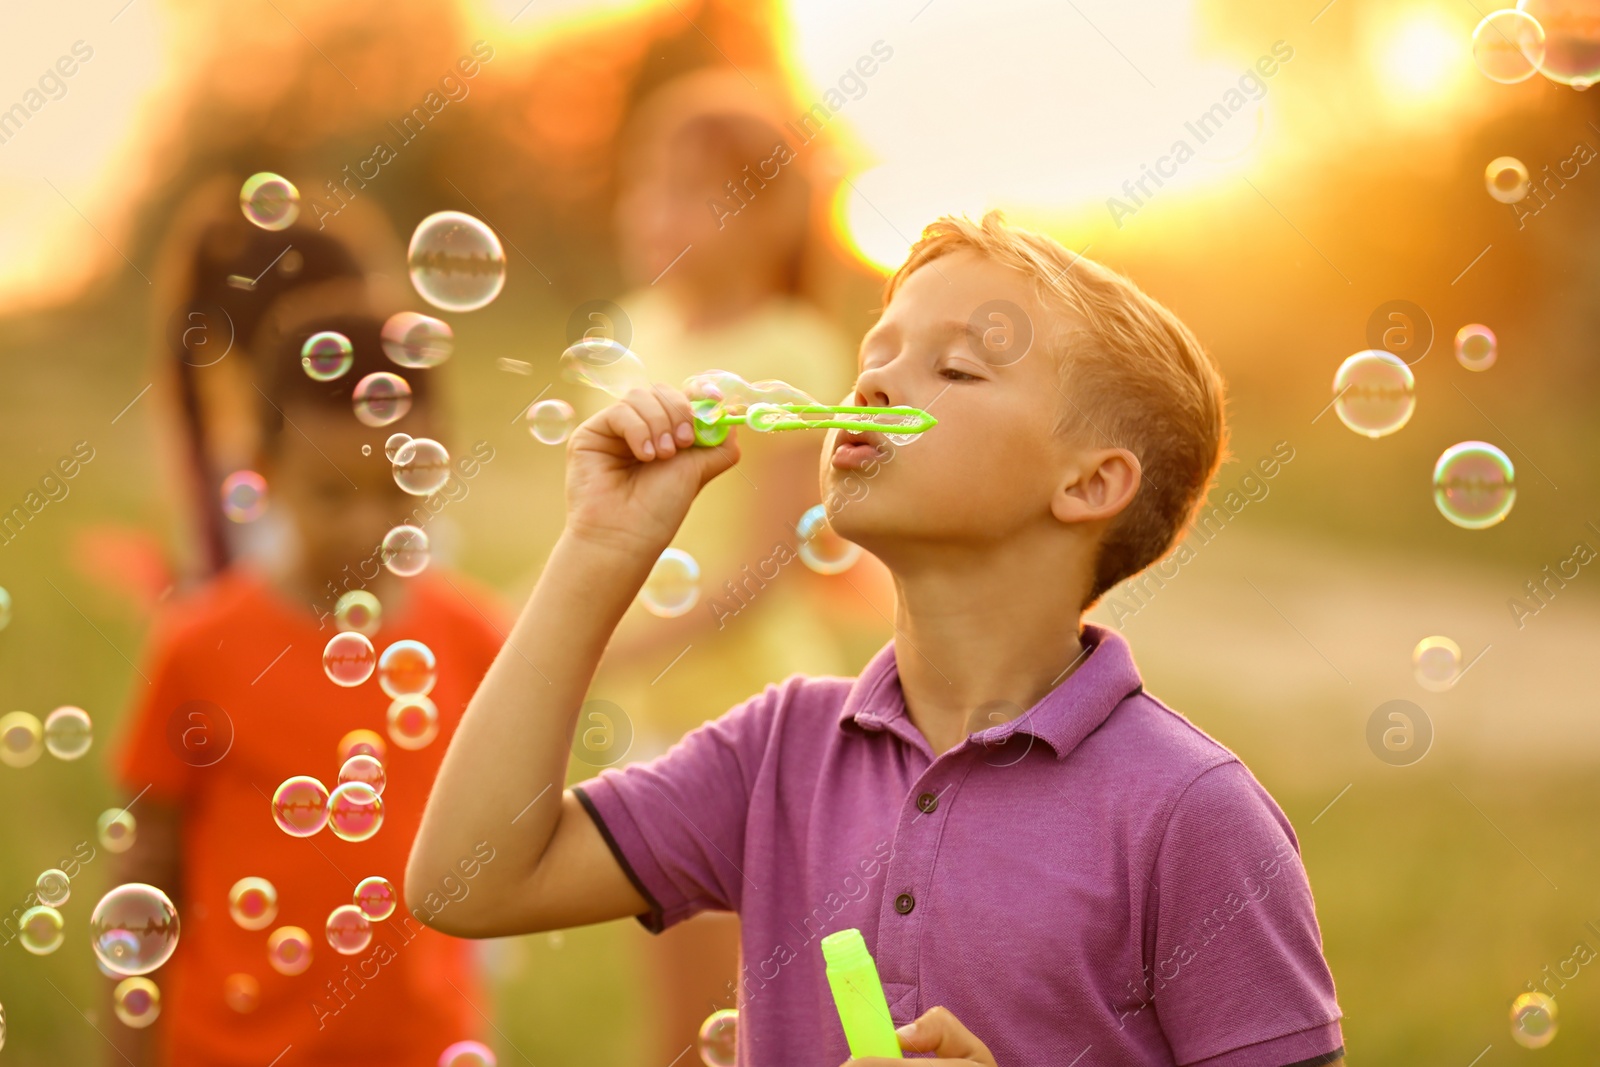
[838,623,1144,760]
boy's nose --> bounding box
[853,365,894,408]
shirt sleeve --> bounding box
[571,681,783,933]
[111,617,201,804]
[1147,761,1344,1067]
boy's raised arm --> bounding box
[406,384,739,938]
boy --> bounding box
[112,294,504,1066]
[408,213,1345,1066]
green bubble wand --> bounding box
[560,340,937,448]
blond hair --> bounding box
[883,211,1229,609]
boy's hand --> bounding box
[563,384,741,557]
[844,1006,999,1067]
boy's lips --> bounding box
[831,428,883,470]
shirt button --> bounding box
[916,792,939,814]
[894,892,915,915]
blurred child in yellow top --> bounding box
[579,69,870,1061]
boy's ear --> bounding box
[1050,447,1141,526]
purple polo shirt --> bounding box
[573,624,1343,1066]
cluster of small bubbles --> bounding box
[1332,351,1415,439]
[335,590,382,637]
[795,504,862,575]
[240,172,301,231]
[697,1009,738,1067]
[300,331,354,382]
[560,338,650,398]
[527,399,576,445]
[352,372,414,428]
[388,695,440,751]
[325,904,373,955]
[267,926,312,976]
[355,876,397,921]
[1517,0,1600,87]
[1484,157,1530,204]
[382,524,431,577]
[0,586,11,631]
[98,808,137,853]
[641,548,700,618]
[323,631,377,687]
[385,432,414,462]
[1511,991,1558,1048]
[339,753,387,796]
[91,883,180,976]
[19,905,64,955]
[382,311,454,368]
[408,211,507,313]
[338,728,386,765]
[1412,636,1462,692]
[272,776,331,837]
[439,1040,498,1067]
[393,438,452,496]
[220,471,269,523]
[379,640,437,699]
[1455,324,1497,371]
[113,976,161,1029]
[36,867,71,907]
[224,972,260,1013]
[0,710,43,768]
[228,877,279,931]
[329,781,385,842]
[1433,441,1516,529]
[1472,9,1547,83]
[43,705,92,760]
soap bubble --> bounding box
[301,331,354,382]
[240,173,300,231]
[698,1009,738,1067]
[1484,157,1530,204]
[339,753,387,796]
[113,976,161,1028]
[98,808,137,853]
[355,876,397,921]
[796,505,861,575]
[335,590,382,636]
[378,639,437,699]
[408,211,506,312]
[1455,324,1497,371]
[393,438,452,496]
[527,399,576,445]
[224,973,260,1013]
[1517,0,1600,87]
[272,775,330,837]
[381,311,454,368]
[228,877,279,931]
[641,548,699,618]
[683,369,818,412]
[1433,442,1516,529]
[1412,636,1462,692]
[1511,991,1557,1048]
[323,631,376,687]
[385,432,414,462]
[559,338,651,398]
[326,904,373,955]
[329,781,385,842]
[337,729,386,765]
[267,926,312,976]
[43,705,92,760]
[221,470,269,523]
[1332,351,1415,438]
[91,883,180,976]
[352,372,414,428]
[0,710,43,767]
[1472,9,1547,83]
[388,695,440,751]
[381,525,431,577]
[19,905,64,955]
[440,1040,497,1067]
[362,444,372,456]
[0,586,10,630]
[36,868,71,907]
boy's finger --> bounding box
[896,1005,994,1063]
[600,401,660,461]
[650,383,697,447]
[623,387,676,458]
